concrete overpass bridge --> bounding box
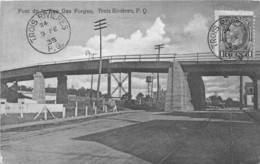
[1,52,260,110]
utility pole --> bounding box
[85,50,97,106]
[94,19,107,101]
[155,44,164,108]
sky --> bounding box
[1,1,260,99]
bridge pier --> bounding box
[165,61,193,111]
[33,72,46,104]
[10,81,18,92]
[187,73,206,110]
[56,75,68,104]
[128,72,132,100]
[253,74,260,110]
[1,82,8,88]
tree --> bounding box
[136,92,144,100]
[209,95,223,106]
[45,84,56,93]
[121,93,131,100]
[78,87,86,97]
[217,96,223,102]
[18,85,33,91]
[45,87,56,93]
[225,97,234,107]
[68,88,78,95]
[136,92,144,105]
[85,88,102,98]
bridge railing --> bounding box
[2,51,260,71]
[102,51,260,62]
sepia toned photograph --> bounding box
[0,1,260,164]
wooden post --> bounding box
[94,106,97,115]
[103,104,107,113]
[75,101,78,117]
[62,106,66,118]
[20,105,23,118]
[94,101,97,115]
[44,107,47,120]
[93,101,95,110]
[34,105,55,120]
[85,106,88,116]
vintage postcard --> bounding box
[1,1,260,164]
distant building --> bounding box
[244,82,254,106]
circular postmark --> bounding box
[26,9,71,54]
[208,16,251,60]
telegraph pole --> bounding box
[94,19,107,101]
[85,50,97,106]
[155,44,164,108]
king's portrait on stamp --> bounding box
[208,10,255,60]
[1,1,260,164]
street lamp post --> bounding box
[154,44,164,108]
[94,19,107,101]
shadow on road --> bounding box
[73,118,260,164]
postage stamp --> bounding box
[208,10,255,60]
[26,9,71,54]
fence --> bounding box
[1,103,63,114]
[0,98,118,122]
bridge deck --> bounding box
[1,52,260,82]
